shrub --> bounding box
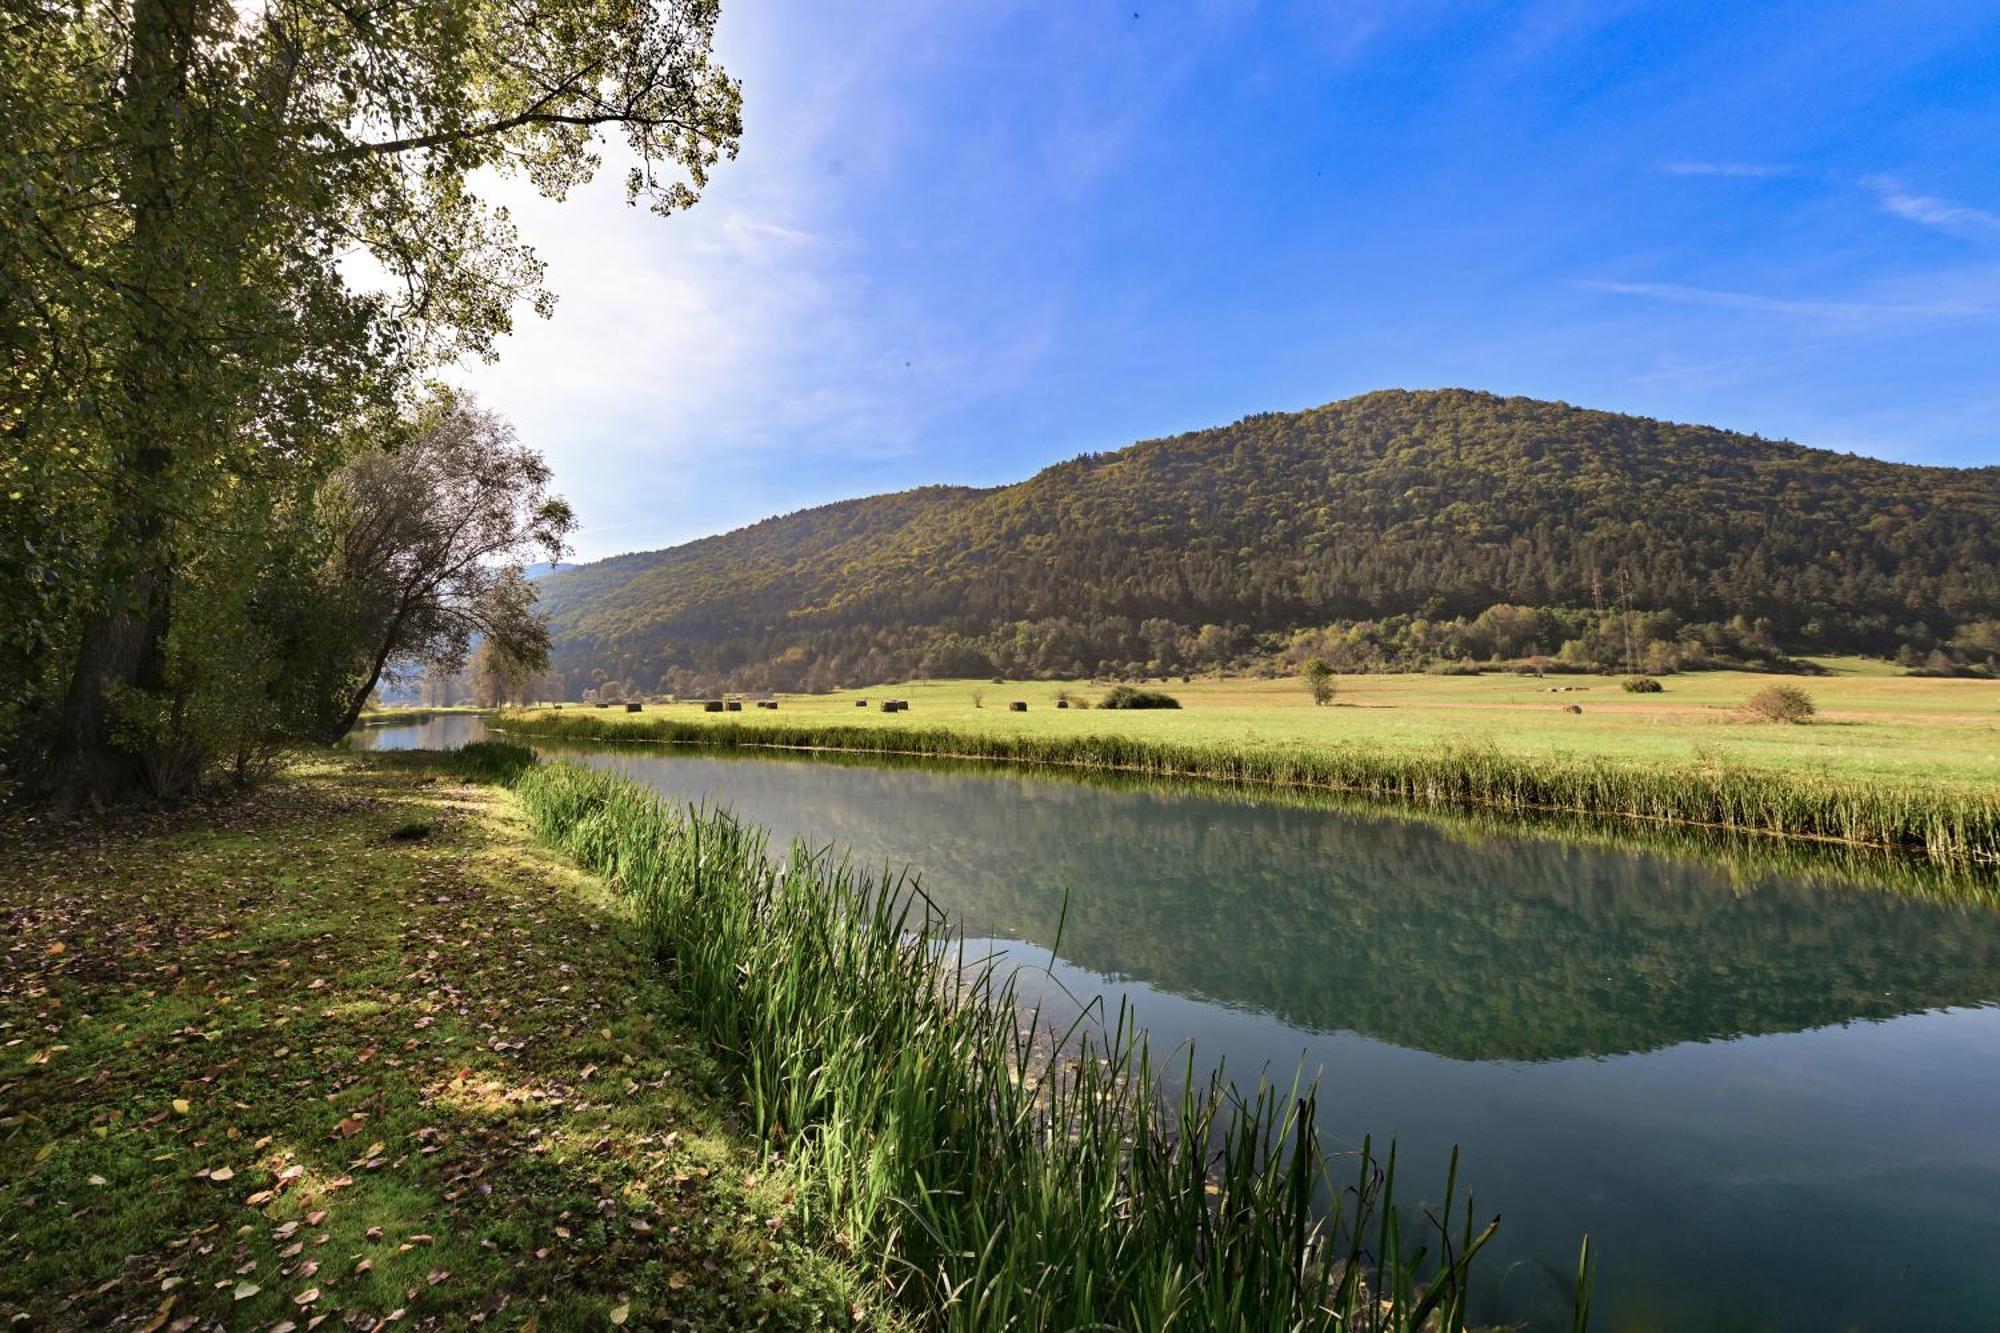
[1621,675,1664,694]
[1099,685,1181,710]
[1743,684,1815,724]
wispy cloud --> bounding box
[1861,175,2000,243]
[1581,279,2000,323]
[1660,161,1796,179]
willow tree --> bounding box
[2,0,738,802]
[320,393,573,741]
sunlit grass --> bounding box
[503,672,2000,862]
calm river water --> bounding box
[350,714,2000,1330]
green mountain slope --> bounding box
[537,389,2000,693]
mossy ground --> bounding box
[0,753,892,1331]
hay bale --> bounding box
[703,700,724,713]
[758,700,778,709]
[725,699,742,711]
[1056,699,1069,709]
[1564,703,1583,714]
[625,702,642,713]
[855,699,868,707]
[1009,700,1027,712]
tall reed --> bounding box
[501,712,2000,863]
[511,760,1532,1331]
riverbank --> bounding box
[352,705,496,727]
[0,751,890,1330]
[505,755,1515,1330]
[499,672,2000,862]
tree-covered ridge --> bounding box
[538,389,2000,693]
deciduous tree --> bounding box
[4,0,738,802]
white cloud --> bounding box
[1580,279,2000,323]
[1861,175,2000,243]
[1660,161,1796,179]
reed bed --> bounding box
[501,713,2000,864]
[510,759,1535,1331]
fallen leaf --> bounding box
[172,1098,191,1115]
[210,1165,235,1183]
[232,1281,260,1301]
[609,1305,629,1326]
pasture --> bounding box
[551,659,2000,793]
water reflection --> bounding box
[350,716,2000,1329]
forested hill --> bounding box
[535,389,2000,694]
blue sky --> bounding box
[463,0,2000,562]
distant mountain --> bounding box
[534,389,2000,694]
[524,561,578,580]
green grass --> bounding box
[0,753,891,1331]
[535,659,2000,790]
[510,759,1529,1332]
[497,661,2000,862]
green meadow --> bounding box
[532,659,2000,790]
[501,660,2000,862]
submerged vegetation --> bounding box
[501,710,2000,863]
[510,757,1533,1330]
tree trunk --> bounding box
[322,633,401,745]
[45,0,192,806]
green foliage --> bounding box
[1304,657,1337,704]
[1744,685,1817,724]
[533,391,2000,693]
[5,0,734,800]
[438,740,537,785]
[513,760,1519,1331]
[1621,675,1664,693]
[1098,685,1182,709]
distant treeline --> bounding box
[537,390,2000,694]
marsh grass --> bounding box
[512,759,1526,1331]
[501,713,2000,863]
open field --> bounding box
[547,659,2000,791]
[0,752,888,1331]
[500,660,2000,861]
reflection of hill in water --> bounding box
[570,746,2000,1063]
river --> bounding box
[350,713,2000,1329]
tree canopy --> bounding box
[531,390,2000,693]
[2,0,735,799]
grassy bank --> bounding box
[352,704,496,727]
[501,684,2000,862]
[509,756,1534,1331]
[566,661,2000,789]
[0,751,889,1331]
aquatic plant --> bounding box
[511,759,1530,1331]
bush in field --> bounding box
[1303,658,1337,705]
[1621,675,1664,693]
[1743,684,1815,723]
[1099,685,1181,710]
